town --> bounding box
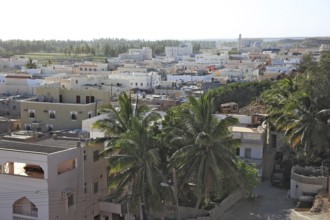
[0,34,330,220]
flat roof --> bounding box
[231,126,262,133]
[0,140,76,154]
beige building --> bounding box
[0,131,121,220]
[20,86,111,132]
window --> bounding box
[94,215,101,220]
[76,95,80,104]
[93,181,99,194]
[91,96,95,103]
[12,105,16,110]
[271,134,277,148]
[25,124,31,130]
[58,159,76,174]
[244,148,252,159]
[70,112,77,120]
[46,124,53,132]
[68,193,74,207]
[86,96,90,104]
[49,111,56,119]
[88,111,92,118]
[84,182,87,194]
[135,82,138,86]
[93,150,99,162]
[28,110,35,118]
[141,83,143,86]
[59,95,63,103]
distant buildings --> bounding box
[165,43,193,58]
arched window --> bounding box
[13,197,38,218]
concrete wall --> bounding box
[290,171,328,200]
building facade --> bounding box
[0,134,121,220]
[20,86,110,132]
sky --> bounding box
[1,0,330,41]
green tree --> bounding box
[25,58,37,69]
[168,93,255,208]
[262,61,330,159]
[93,93,149,138]
[106,111,164,218]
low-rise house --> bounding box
[165,43,193,58]
[0,131,121,220]
[20,86,110,132]
[0,73,44,96]
[214,114,266,177]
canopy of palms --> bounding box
[168,93,248,208]
[94,92,149,137]
[262,71,330,158]
[107,113,164,214]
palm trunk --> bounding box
[195,194,202,209]
[139,197,144,220]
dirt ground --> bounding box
[221,180,296,220]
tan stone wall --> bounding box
[36,87,110,105]
[20,101,102,131]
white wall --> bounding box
[239,143,263,159]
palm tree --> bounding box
[25,58,37,69]
[93,92,149,138]
[107,113,164,218]
[262,75,330,158]
[94,92,165,217]
[168,93,246,208]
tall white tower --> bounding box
[238,34,242,51]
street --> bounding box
[222,180,296,220]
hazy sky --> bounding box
[1,0,330,41]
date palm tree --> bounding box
[168,93,246,208]
[25,58,37,69]
[107,112,164,218]
[94,92,149,138]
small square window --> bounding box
[93,181,99,194]
[68,194,74,207]
[49,111,56,119]
[70,112,77,120]
[93,150,99,162]
[46,124,53,132]
[28,110,35,118]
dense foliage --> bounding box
[262,52,330,164]
[211,80,272,110]
[94,92,259,216]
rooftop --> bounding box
[0,140,74,154]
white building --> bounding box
[128,47,152,60]
[165,43,193,58]
[0,74,44,96]
[0,133,121,220]
[214,114,266,177]
[108,72,161,90]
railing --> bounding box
[13,213,38,220]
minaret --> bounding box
[238,34,242,51]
